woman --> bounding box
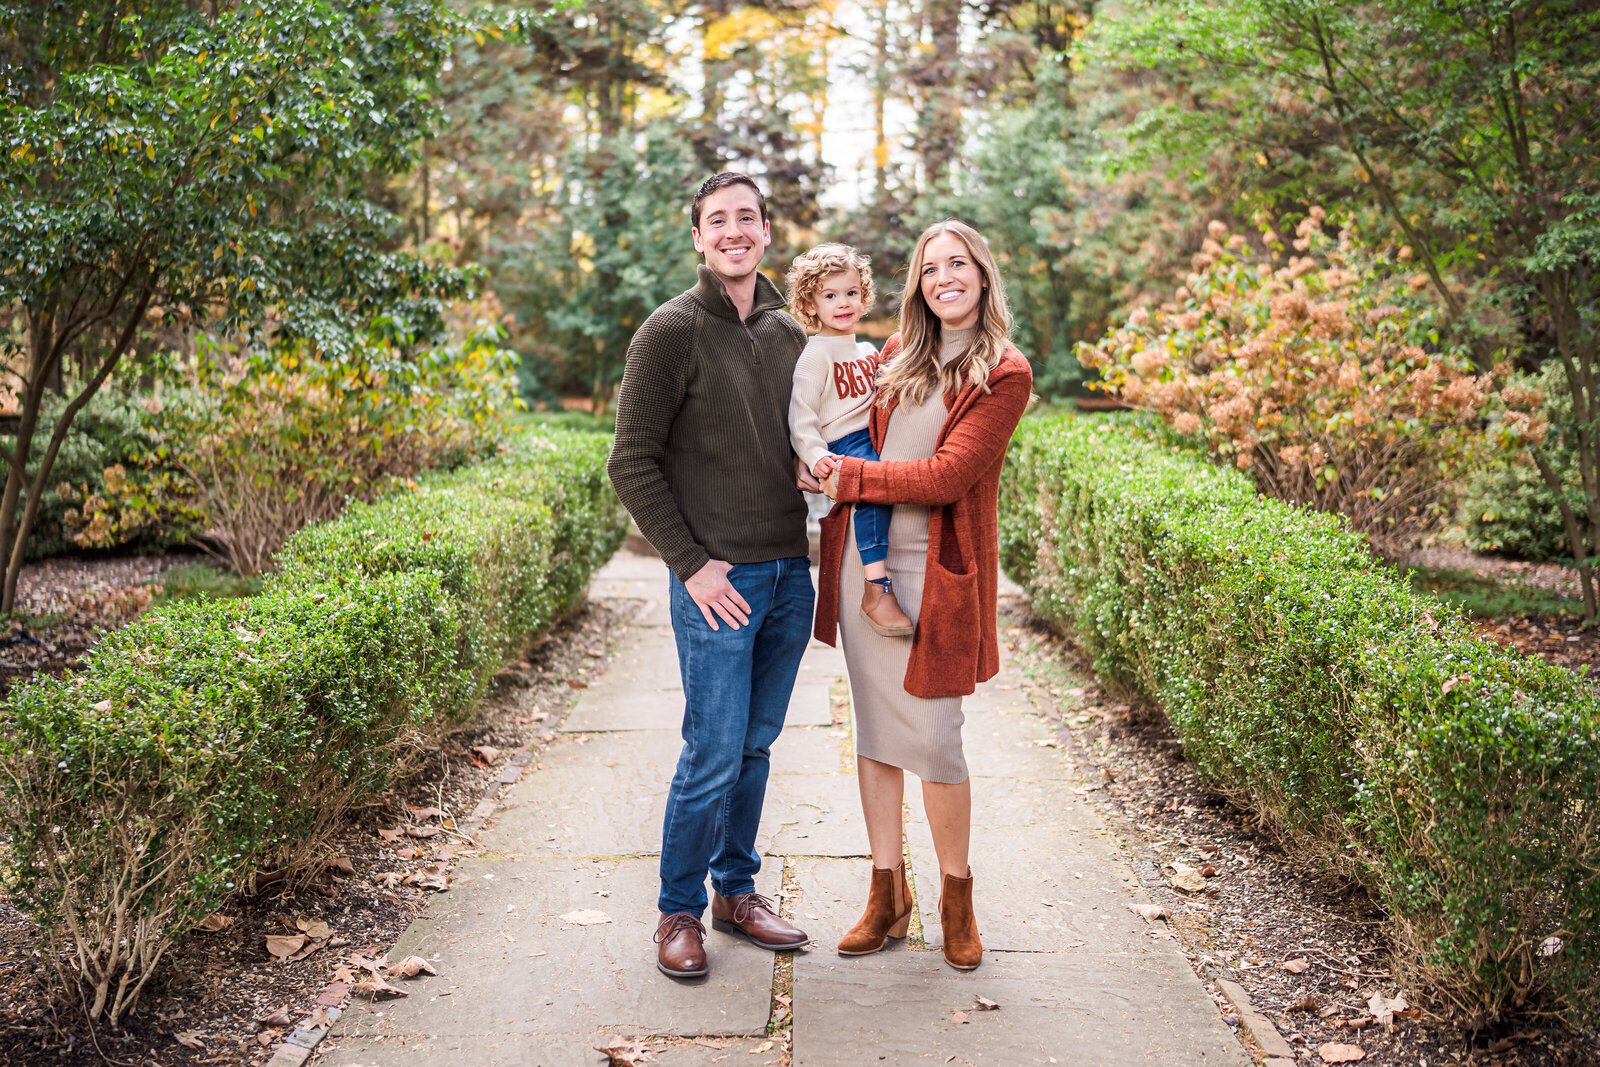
[816,219,1032,970]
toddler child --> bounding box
[786,244,913,638]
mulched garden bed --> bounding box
[1002,595,1600,1067]
[0,590,630,1066]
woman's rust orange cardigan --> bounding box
[814,333,1033,699]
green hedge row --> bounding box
[999,414,1600,1024]
[0,428,626,1025]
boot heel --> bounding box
[887,910,911,939]
[710,918,737,936]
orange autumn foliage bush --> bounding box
[1078,210,1492,554]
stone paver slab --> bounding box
[904,773,1100,831]
[329,857,776,1050]
[769,726,849,775]
[906,821,1139,952]
[757,774,869,858]
[491,731,676,856]
[785,677,835,727]
[793,950,1248,1067]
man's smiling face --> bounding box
[692,185,771,284]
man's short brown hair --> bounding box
[691,172,769,230]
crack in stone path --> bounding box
[323,551,1251,1066]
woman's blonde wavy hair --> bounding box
[877,219,1011,408]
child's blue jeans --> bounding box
[827,427,890,566]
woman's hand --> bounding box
[820,467,841,499]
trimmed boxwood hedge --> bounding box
[1000,414,1600,1024]
[0,427,626,1025]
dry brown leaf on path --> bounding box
[352,975,409,999]
[328,855,355,875]
[1127,904,1170,921]
[1317,1043,1366,1063]
[1169,870,1207,893]
[254,1006,293,1028]
[950,1009,969,1025]
[349,953,389,973]
[265,934,307,960]
[402,863,450,891]
[471,745,502,766]
[560,908,613,926]
[593,1036,654,1066]
[174,1031,205,1049]
[1288,996,1321,1012]
[404,824,442,838]
[195,912,234,932]
[376,827,404,843]
[973,994,999,1011]
[567,679,588,689]
[1367,991,1408,1029]
[296,914,333,940]
[1281,957,1311,974]
[388,955,438,978]
[408,805,449,820]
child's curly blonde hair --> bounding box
[785,244,875,333]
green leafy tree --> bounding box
[0,0,478,608]
[1089,0,1600,614]
[501,122,703,412]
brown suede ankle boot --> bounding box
[939,871,982,970]
[837,862,912,956]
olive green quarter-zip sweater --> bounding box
[607,265,810,582]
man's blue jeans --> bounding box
[660,557,815,916]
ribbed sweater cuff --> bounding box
[836,456,866,502]
[664,543,713,585]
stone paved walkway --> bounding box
[325,552,1250,1066]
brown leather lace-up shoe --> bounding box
[710,892,809,950]
[655,912,709,978]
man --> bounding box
[607,172,815,978]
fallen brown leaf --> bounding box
[328,856,355,875]
[1367,991,1408,1029]
[408,805,449,820]
[296,914,333,940]
[1289,996,1320,1012]
[401,863,450,891]
[559,908,613,926]
[973,995,999,1011]
[1281,957,1311,974]
[174,1031,205,1049]
[265,934,308,960]
[1169,870,1207,893]
[1317,1043,1366,1063]
[593,1036,654,1066]
[950,1009,969,1025]
[253,1006,293,1028]
[376,827,404,843]
[1199,865,1218,878]
[1127,904,1171,922]
[404,824,442,838]
[566,679,588,689]
[471,745,502,765]
[195,912,234,932]
[352,976,409,999]
[388,955,439,978]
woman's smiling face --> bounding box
[918,232,984,330]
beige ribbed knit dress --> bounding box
[838,327,976,784]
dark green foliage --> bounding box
[0,426,625,1023]
[1001,414,1600,1023]
[1468,363,1585,564]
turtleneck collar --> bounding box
[690,264,788,323]
[938,325,979,366]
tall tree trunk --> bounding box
[918,0,962,192]
[1,290,152,611]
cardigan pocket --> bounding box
[905,555,980,698]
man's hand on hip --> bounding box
[685,559,751,631]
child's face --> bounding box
[808,269,866,336]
